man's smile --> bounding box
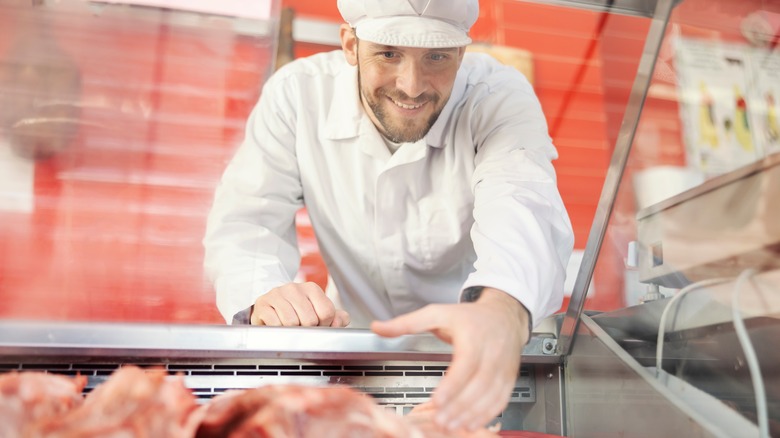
[388,96,425,110]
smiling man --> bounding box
[204,0,574,432]
[351,39,460,144]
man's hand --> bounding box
[371,288,530,431]
[251,282,350,327]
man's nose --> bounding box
[395,60,427,99]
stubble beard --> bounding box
[357,67,443,144]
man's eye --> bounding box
[381,52,396,59]
[430,54,446,61]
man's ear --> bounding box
[340,23,358,66]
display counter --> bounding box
[1,0,779,436]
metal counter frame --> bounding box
[0,320,560,362]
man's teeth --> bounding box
[391,99,422,110]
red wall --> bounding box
[4,0,759,323]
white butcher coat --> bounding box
[204,50,574,328]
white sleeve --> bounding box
[460,72,575,327]
[203,75,304,324]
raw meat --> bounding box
[0,371,86,437]
[34,366,199,438]
[193,384,421,438]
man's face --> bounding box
[341,26,465,143]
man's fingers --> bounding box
[252,305,281,326]
[283,287,322,326]
[465,375,513,430]
[304,285,337,326]
[371,305,442,337]
[432,335,481,410]
[252,283,341,327]
[330,309,351,327]
[265,296,301,326]
[438,356,514,430]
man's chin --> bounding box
[384,127,427,143]
[383,119,431,142]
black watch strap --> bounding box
[231,305,253,325]
[461,285,534,343]
[461,285,485,302]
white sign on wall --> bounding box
[748,49,780,155]
[675,37,779,177]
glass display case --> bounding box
[1,0,778,436]
[558,0,780,436]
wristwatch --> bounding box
[461,286,534,343]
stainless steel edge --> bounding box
[557,0,677,357]
[545,364,566,435]
[0,321,448,361]
[0,320,561,363]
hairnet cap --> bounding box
[338,0,479,48]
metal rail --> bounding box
[0,320,561,363]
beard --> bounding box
[366,89,443,143]
[357,68,444,144]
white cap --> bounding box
[338,0,479,48]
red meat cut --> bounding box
[33,366,199,438]
[0,371,86,437]
[193,384,421,438]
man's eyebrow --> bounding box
[367,44,398,51]
[367,44,459,53]
[432,47,460,53]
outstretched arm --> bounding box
[371,287,529,431]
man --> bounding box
[204,0,574,431]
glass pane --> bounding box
[597,0,780,309]
[587,0,780,434]
[0,0,279,323]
